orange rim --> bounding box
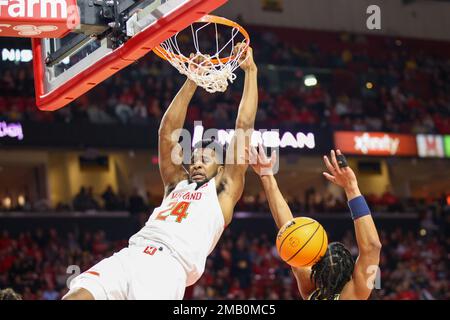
[153,15,250,65]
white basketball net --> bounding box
[155,21,248,93]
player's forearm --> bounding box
[347,188,382,254]
[260,175,294,229]
[159,79,197,137]
[354,215,382,254]
[235,68,258,130]
[292,266,315,299]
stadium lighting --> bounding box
[304,75,318,87]
[18,195,25,206]
[2,197,11,209]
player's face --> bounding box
[188,148,223,183]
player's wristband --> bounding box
[348,195,371,220]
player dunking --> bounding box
[249,147,382,300]
[63,44,258,300]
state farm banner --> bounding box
[334,131,418,156]
[0,0,79,38]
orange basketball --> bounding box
[276,217,328,267]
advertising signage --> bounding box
[193,125,316,149]
[0,121,23,140]
[334,131,417,156]
[416,134,445,158]
[2,121,333,153]
[191,124,333,154]
[445,135,450,158]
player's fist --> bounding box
[188,53,213,77]
[234,43,256,72]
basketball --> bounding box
[276,217,328,267]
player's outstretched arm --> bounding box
[249,145,316,300]
[234,45,258,132]
[219,44,258,225]
[323,150,382,300]
[158,78,197,195]
[249,145,293,228]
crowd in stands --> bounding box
[0,221,447,300]
[70,186,147,214]
[1,27,449,134]
[187,226,448,300]
[1,184,448,221]
[1,184,447,300]
[0,185,153,214]
[239,187,409,214]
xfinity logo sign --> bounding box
[0,0,68,19]
[192,124,316,149]
[354,133,399,155]
[334,131,418,156]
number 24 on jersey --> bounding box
[155,201,190,223]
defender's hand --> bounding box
[248,144,276,177]
[323,150,359,198]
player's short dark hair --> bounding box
[310,242,354,300]
[0,288,22,300]
[192,138,227,165]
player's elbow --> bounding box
[371,239,382,251]
[158,122,172,138]
[360,240,382,254]
[158,122,167,135]
[236,119,254,130]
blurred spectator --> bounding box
[73,186,100,211]
[87,104,116,124]
[129,188,146,214]
[101,186,120,211]
[42,283,59,300]
[115,99,134,124]
[0,287,22,300]
[380,187,401,211]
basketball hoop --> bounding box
[153,15,250,93]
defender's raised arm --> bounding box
[249,145,293,229]
[249,145,316,299]
[323,150,382,300]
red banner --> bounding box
[0,0,78,38]
[334,131,418,156]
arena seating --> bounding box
[1,27,449,134]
